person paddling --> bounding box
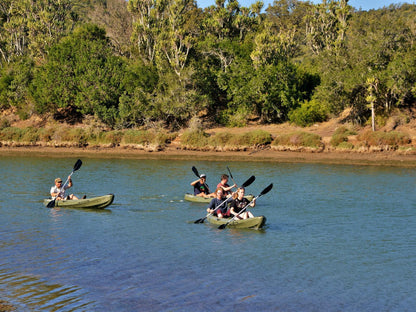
[217,174,236,196]
[50,176,79,201]
[229,187,255,219]
[207,187,230,218]
[191,174,214,198]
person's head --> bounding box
[237,187,245,199]
[200,174,206,182]
[220,174,229,183]
[55,178,63,186]
[215,187,224,198]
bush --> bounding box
[181,130,209,147]
[288,99,328,127]
[21,127,40,143]
[337,142,354,150]
[330,126,357,147]
[357,130,411,147]
[272,132,322,148]
[121,130,151,145]
[243,130,273,146]
[0,127,23,141]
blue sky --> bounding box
[197,0,415,11]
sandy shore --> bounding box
[1,145,416,167]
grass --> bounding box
[272,132,322,148]
[0,126,177,147]
[357,130,411,147]
[330,126,357,147]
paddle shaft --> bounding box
[226,166,238,189]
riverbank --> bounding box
[1,145,416,167]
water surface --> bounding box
[0,156,415,311]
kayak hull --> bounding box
[206,214,266,230]
[43,194,114,209]
[184,193,254,203]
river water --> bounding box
[0,155,415,311]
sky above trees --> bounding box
[197,0,415,11]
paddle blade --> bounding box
[46,199,56,208]
[242,175,255,188]
[218,224,227,230]
[194,218,205,224]
[73,159,82,172]
[260,183,273,196]
[192,166,200,178]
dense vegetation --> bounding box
[0,0,415,131]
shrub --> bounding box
[357,130,411,147]
[243,130,273,146]
[330,126,357,147]
[0,118,11,130]
[21,127,40,143]
[337,142,354,150]
[38,128,55,142]
[288,99,328,127]
[0,127,23,141]
[121,130,151,145]
[181,130,209,147]
[208,132,233,147]
[272,132,322,148]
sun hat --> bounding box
[200,174,206,178]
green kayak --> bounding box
[184,193,254,203]
[43,194,114,209]
[206,214,266,230]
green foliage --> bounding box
[180,129,209,147]
[208,130,272,147]
[0,1,416,132]
[0,57,35,113]
[31,24,126,126]
[289,99,328,127]
[272,132,322,148]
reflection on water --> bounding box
[0,269,93,311]
[0,156,415,311]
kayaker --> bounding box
[207,187,230,218]
[216,174,236,196]
[229,187,255,219]
[50,176,79,201]
[191,174,214,198]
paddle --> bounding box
[218,183,273,230]
[226,166,238,188]
[193,175,256,224]
[47,159,82,208]
[191,166,211,194]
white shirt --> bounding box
[50,184,69,199]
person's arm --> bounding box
[229,201,238,216]
[191,179,200,186]
[249,198,256,207]
[67,175,73,188]
[207,198,215,213]
[50,186,59,198]
[222,184,236,192]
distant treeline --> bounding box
[0,0,415,129]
